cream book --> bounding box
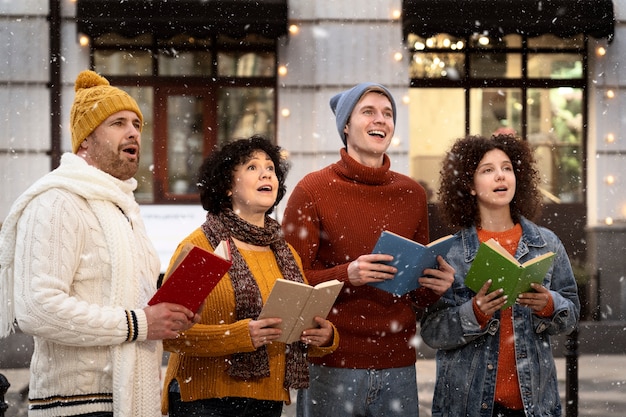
[258,279,344,344]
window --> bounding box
[89,32,278,204]
[407,33,587,205]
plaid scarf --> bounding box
[201,208,309,389]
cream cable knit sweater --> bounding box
[0,153,161,416]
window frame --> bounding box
[407,33,589,200]
[86,33,280,204]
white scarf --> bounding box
[0,152,160,416]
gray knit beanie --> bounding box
[329,82,397,146]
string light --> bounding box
[594,38,618,225]
[78,34,90,47]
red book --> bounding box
[148,241,232,312]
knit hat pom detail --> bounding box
[70,70,143,153]
[75,70,110,92]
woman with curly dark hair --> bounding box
[437,134,542,230]
[421,134,580,417]
[196,134,289,216]
[161,135,338,417]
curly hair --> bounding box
[437,134,542,229]
[197,135,289,215]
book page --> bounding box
[164,243,194,281]
[213,240,231,260]
[314,280,345,290]
[484,238,519,264]
[521,251,555,268]
[426,234,454,248]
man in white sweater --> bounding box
[0,70,199,417]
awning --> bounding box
[76,0,288,40]
[402,0,615,41]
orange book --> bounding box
[148,241,232,312]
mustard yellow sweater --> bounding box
[161,227,339,414]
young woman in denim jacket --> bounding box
[421,134,580,417]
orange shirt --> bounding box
[476,225,524,409]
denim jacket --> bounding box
[420,217,580,417]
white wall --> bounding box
[0,1,52,221]
[0,0,88,222]
[587,0,626,226]
[276,0,408,217]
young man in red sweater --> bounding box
[282,82,455,417]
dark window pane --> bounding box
[218,52,276,77]
[218,87,275,144]
[528,53,583,79]
[94,50,153,76]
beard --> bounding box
[89,136,140,181]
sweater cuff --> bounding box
[126,309,149,342]
[309,322,340,357]
[472,298,491,328]
[535,293,555,318]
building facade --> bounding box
[0,0,624,325]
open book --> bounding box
[465,238,555,309]
[148,241,232,312]
[258,279,344,344]
[367,231,455,296]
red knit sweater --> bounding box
[282,149,437,369]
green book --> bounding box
[465,238,555,309]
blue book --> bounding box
[368,231,455,296]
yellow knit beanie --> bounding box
[70,70,143,153]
